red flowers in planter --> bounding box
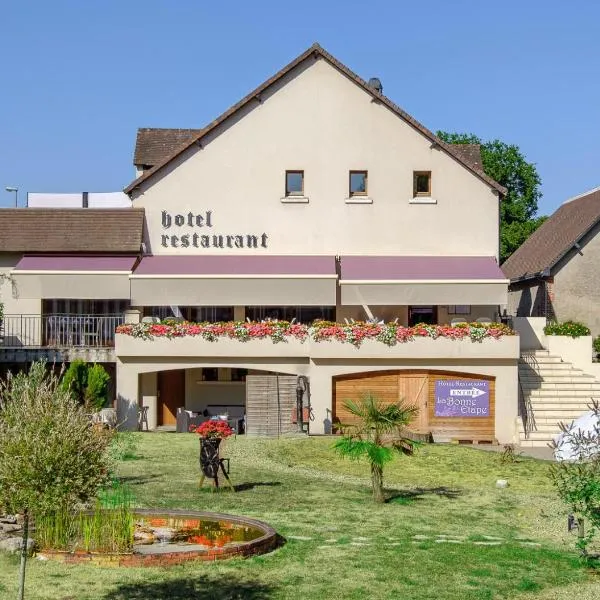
[190,420,234,439]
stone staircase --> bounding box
[518,350,600,447]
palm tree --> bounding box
[333,392,419,503]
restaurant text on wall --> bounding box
[161,210,269,249]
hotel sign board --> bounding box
[434,379,490,418]
[159,210,269,250]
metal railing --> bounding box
[0,314,124,348]
[518,352,538,438]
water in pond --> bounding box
[134,514,264,548]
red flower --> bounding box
[191,420,234,439]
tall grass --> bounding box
[35,481,134,554]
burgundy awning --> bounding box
[130,255,338,306]
[132,255,335,276]
[339,256,508,305]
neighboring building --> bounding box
[503,186,600,335]
[0,44,519,442]
[27,192,131,208]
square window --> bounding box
[285,170,304,196]
[413,171,431,197]
[349,170,368,196]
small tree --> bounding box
[0,362,112,600]
[85,363,111,410]
[550,400,600,558]
[333,392,419,503]
[61,360,111,411]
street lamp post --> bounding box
[5,187,18,207]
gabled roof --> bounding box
[125,44,506,195]
[134,128,203,168]
[451,144,482,171]
[0,208,145,253]
[502,186,600,281]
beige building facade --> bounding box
[0,44,519,443]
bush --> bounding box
[85,363,111,410]
[543,321,591,338]
[550,400,600,558]
[593,336,600,356]
[0,361,112,597]
[61,360,111,410]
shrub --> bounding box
[550,400,600,558]
[0,361,112,598]
[85,363,111,411]
[593,336,600,356]
[61,360,111,410]
[544,321,591,338]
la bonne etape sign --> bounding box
[434,380,490,418]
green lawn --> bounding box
[0,433,598,600]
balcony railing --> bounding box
[0,314,124,348]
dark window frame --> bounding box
[285,170,304,196]
[413,171,432,197]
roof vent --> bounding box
[367,77,383,94]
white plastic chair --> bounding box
[451,318,468,326]
[142,316,161,324]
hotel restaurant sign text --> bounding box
[160,210,268,249]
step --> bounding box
[524,388,600,398]
[520,382,600,391]
[519,374,597,382]
[519,361,576,371]
[525,407,593,417]
[519,364,583,373]
[518,436,555,447]
[518,431,559,441]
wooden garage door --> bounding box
[333,370,495,441]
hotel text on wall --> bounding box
[160,210,269,249]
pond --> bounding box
[38,509,279,566]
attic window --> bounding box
[349,171,368,196]
[285,171,304,196]
[413,171,431,197]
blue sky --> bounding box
[0,0,598,214]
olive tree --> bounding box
[0,362,112,600]
[550,400,600,558]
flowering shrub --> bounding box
[117,320,514,348]
[544,321,591,338]
[190,420,234,439]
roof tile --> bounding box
[501,188,600,279]
[0,208,145,253]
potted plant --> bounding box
[190,420,234,486]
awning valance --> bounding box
[130,255,338,306]
[12,255,137,299]
[339,256,509,306]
